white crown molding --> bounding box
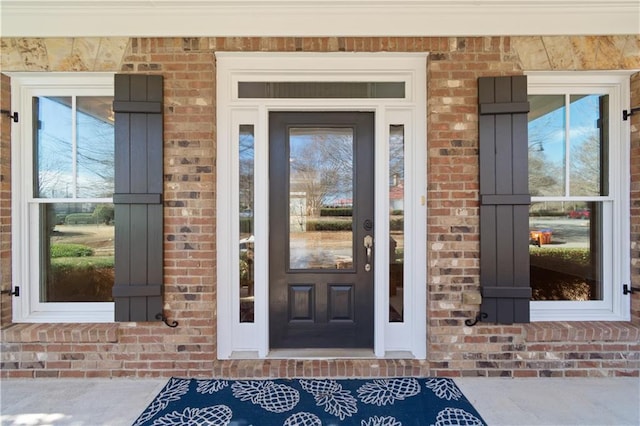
[0,1,638,37]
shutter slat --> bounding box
[479,102,530,115]
[478,75,532,324]
[131,114,149,194]
[112,100,162,114]
[482,287,532,298]
[148,115,164,194]
[479,115,496,193]
[113,193,162,204]
[481,194,531,205]
[496,205,514,285]
[112,74,164,322]
[495,114,513,195]
[130,204,149,285]
[112,285,162,297]
[480,205,497,286]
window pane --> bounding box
[389,125,404,322]
[239,125,255,323]
[33,96,115,199]
[40,203,115,302]
[34,96,73,198]
[569,95,608,196]
[288,127,353,270]
[76,97,115,198]
[529,201,603,301]
[528,95,566,196]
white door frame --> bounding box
[216,52,427,359]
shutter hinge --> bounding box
[156,312,178,328]
[0,110,18,123]
[1,286,20,296]
[623,284,640,295]
[622,107,640,121]
[465,312,488,326]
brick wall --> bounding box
[0,36,638,379]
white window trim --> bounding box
[10,72,115,323]
[216,53,427,359]
[526,71,633,322]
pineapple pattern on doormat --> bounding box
[133,377,486,425]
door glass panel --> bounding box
[239,125,255,322]
[389,125,404,322]
[288,127,354,270]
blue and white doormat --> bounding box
[133,377,486,425]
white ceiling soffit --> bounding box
[1,0,639,38]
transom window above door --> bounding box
[237,81,406,98]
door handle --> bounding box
[364,234,373,272]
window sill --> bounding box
[524,321,640,342]
[1,323,119,343]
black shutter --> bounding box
[478,76,532,324]
[112,74,164,322]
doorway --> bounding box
[269,112,375,348]
[216,52,427,359]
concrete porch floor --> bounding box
[0,377,638,425]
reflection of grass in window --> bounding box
[530,247,594,301]
[305,219,352,231]
[48,251,114,302]
[51,243,94,258]
[51,256,114,268]
[530,247,590,266]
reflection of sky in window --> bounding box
[36,96,114,199]
[528,94,604,197]
[570,95,601,150]
[529,98,565,163]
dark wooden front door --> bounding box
[269,112,375,348]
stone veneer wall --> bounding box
[0,36,639,379]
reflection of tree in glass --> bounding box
[77,114,115,198]
[37,140,72,198]
[389,125,404,186]
[36,97,72,198]
[239,126,255,212]
[569,95,604,197]
[528,149,562,196]
[570,134,601,196]
[290,132,352,217]
[528,105,564,197]
[36,96,114,199]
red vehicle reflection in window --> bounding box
[568,209,590,219]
